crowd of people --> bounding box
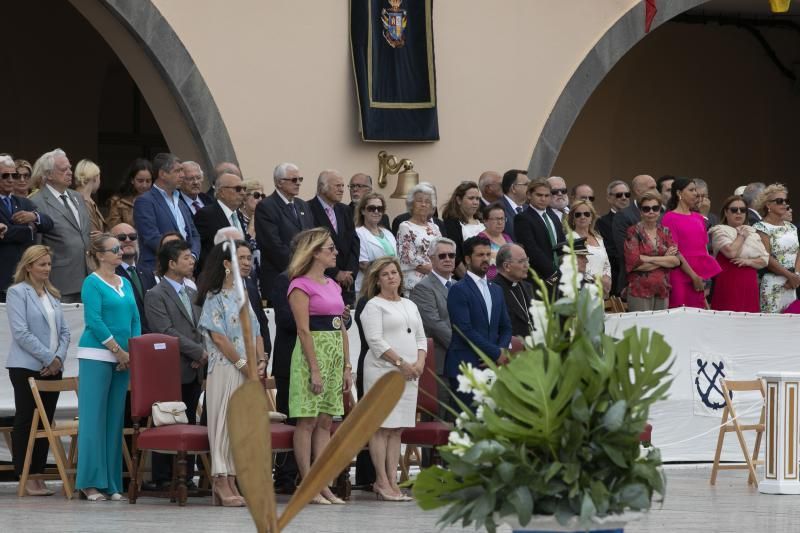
[1,148,796,503]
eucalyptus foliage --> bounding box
[412,240,673,532]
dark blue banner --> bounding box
[350,0,439,141]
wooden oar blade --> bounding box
[278,372,405,530]
[229,380,278,533]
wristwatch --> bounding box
[109,345,120,354]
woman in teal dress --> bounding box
[288,228,352,505]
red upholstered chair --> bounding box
[128,334,210,506]
[262,377,295,452]
[400,339,452,478]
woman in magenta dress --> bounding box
[708,196,768,312]
[660,178,721,308]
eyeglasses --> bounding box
[769,198,789,205]
[248,191,265,200]
[221,185,246,193]
[640,205,662,213]
[579,196,595,202]
[104,245,122,255]
[437,253,456,260]
[115,233,138,242]
[365,205,385,213]
[320,244,337,252]
[573,211,592,218]
[349,183,371,190]
[551,188,568,195]
[727,207,747,214]
[280,177,304,184]
[0,172,19,180]
[614,192,632,199]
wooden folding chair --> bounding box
[0,425,14,474]
[18,377,80,498]
[607,296,627,313]
[710,378,766,486]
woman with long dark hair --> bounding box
[196,240,265,507]
[441,181,485,277]
[660,178,721,308]
[106,159,153,228]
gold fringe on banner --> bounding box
[770,0,791,13]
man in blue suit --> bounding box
[133,153,201,270]
[445,235,512,411]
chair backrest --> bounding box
[417,338,438,415]
[129,333,182,418]
[28,377,79,434]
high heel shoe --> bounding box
[373,486,404,502]
[212,486,245,507]
[310,494,332,505]
[323,493,346,505]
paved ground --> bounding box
[0,466,798,532]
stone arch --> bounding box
[528,0,709,178]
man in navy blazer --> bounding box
[514,178,566,285]
[500,169,530,240]
[255,162,315,302]
[445,236,512,411]
[194,171,249,271]
[133,153,200,270]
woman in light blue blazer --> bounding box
[6,245,70,496]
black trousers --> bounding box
[152,379,202,483]
[273,375,298,488]
[9,368,62,477]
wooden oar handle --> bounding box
[238,303,258,382]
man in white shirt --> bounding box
[194,172,247,270]
[180,161,212,215]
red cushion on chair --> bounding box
[270,423,295,451]
[137,425,209,452]
[401,421,451,446]
[640,423,653,443]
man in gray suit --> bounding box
[143,239,206,490]
[29,149,91,303]
[410,236,456,406]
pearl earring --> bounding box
[225,268,231,276]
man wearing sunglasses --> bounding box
[110,222,155,333]
[547,176,570,220]
[611,174,658,296]
[29,149,90,303]
[194,171,248,271]
[255,162,315,302]
[179,161,213,216]
[348,173,389,227]
[597,180,630,296]
[0,155,54,302]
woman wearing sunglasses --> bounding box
[354,192,396,295]
[76,233,141,501]
[564,199,611,296]
[623,192,680,311]
[240,179,265,288]
[708,196,768,312]
[661,178,721,308]
[753,183,800,313]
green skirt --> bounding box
[288,330,344,418]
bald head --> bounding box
[110,222,139,262]
[478,171,502,203]
[631,174,657,201]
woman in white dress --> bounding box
[397,184,442,296]
[354,192,397,294]
[361,257,427,502]
[565,200,612,296]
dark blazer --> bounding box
[194,201,249,270]
[247,276,272,355]
[143,280,204,384]
[500,196,522,241]
[444,275,512,378]
[0,195,54,298]
[409,273,451,375]
[514,206,565,282]
[270,272,295,379]
[133,187,201,270]
[309,197,360,305]
[747,208,762,227]
[391,211,446,237]
[254,192,315,301]
[348,201,389,228]
[354,296,370,397]
[442,218,468,272]
[116,263,156,334]
[611,203,641,291]
[180,191,214,216]
[597,210,621,295]
[492,274,534,338]
[29,188,91,296]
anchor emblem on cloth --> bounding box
[694,358,730,410]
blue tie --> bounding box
[445,280,452,290]
[2,196,11,214]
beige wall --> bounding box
[151,0,638,215]
[553,20,800,212]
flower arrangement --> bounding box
[412,239,674,532]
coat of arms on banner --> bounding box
[692,351,735,417]
[382,0,407,48]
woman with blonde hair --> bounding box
[5,245,70,496]
[14,159,33,196]
[360,256,426,501]
[564,199,612,296]
[74,159,106,234]
[239,178,265,289]
[288,227,352,505]
[753,183,799,313]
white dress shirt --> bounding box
[467,270,491,318]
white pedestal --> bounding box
[759,371,800,495]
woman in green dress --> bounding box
[288,228,353,505]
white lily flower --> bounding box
[558,255,577,300]
[476,405,485,420]
[448,431,474,456]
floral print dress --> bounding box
[397,220,441,295]
[753,220,799,313]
